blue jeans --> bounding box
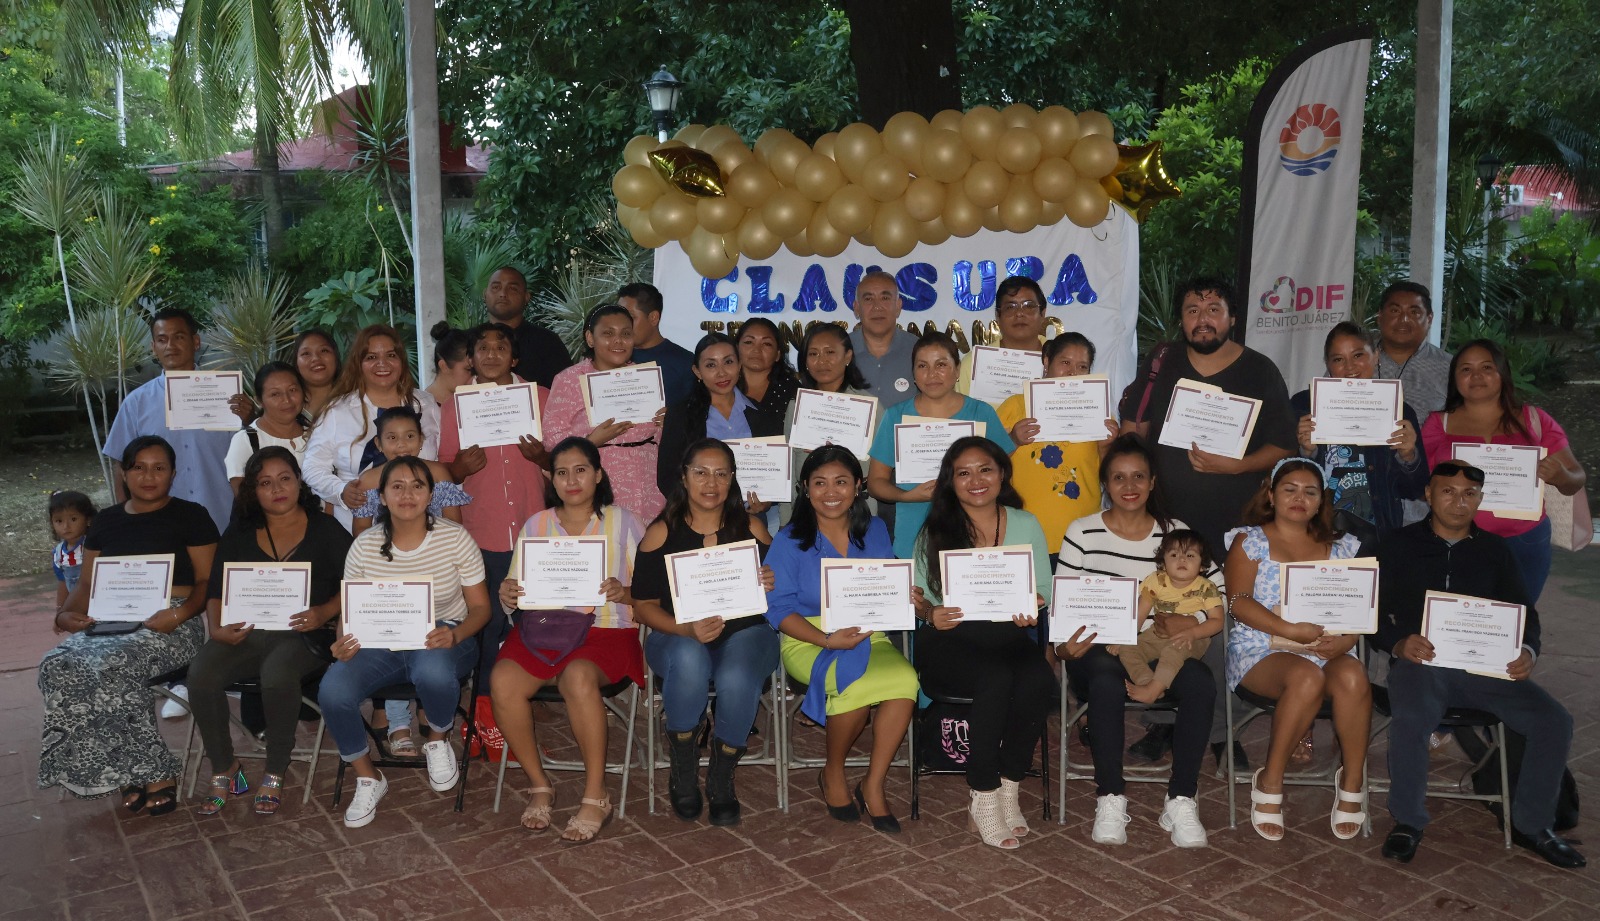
[646,626,780,747]
[1503,517,1553,605]
[319,640,478,761]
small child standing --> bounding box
[48,491,96,608]
[1115,529,1224,705]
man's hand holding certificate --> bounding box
[1024,376,1112,443]
[165,370,244,431]
[968,346,1038,406]
[938,546,1037,622]
[1157,379,1262,460]
[788,389,878,456]
[518,537,607,610]
[221,563,311,629]
[893,418,977,483]
[582,363,665,426]
[1279,558,1379,635]
[1452,443,1544,519]
[666,539,768,623]
[1309,377,1403,446]
[1049,575,1138,644]
[342,580,434,650]
[820,559,914,631]
[1419,591,1525,679]
[455,381,541,447]
[87,555,176,622]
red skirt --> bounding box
[497,625,644,687]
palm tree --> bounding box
[9,126,93,334]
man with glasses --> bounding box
[957,275,1050,407]
[1375,461,1582,869]
[1374,281,1450,419]
[847,271,918,406]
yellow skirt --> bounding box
[780,617,919,716]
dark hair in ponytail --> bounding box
[374,455,435,561]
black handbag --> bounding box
[515,609,595,666]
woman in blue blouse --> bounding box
[764,445,918,832]
[657,333,784,500]
[868,332,1015,559]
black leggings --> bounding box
[916,623,1055,792]
[1063,647,1216,798]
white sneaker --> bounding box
[159,684,189,719]
[1092,793,1130,845]
[344,773,388,827]
[422,738,460,792]
[1160,795,1209,848]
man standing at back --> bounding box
[1119,277,1297,771]
[847,271,918,406]
[619,281,695,406]
[483,266,572,389]
[1373,281,1450,419]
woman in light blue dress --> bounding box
[1223,457,1370,843]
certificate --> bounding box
[1048,575,1139,645]
[517,537,607,609]
[220,563,311,629]
[581,363,665,426]
[819,559,915,631]
[1157,379,1262,459]
[1309,377,1403,446]
[1025,376,1112,443]
[725,438,793,503]
[1452,443,1545,519]
[342,580,434,650]
[87,554,175,622]
[968,346,1038,406]
[454,381,541,447]
[893,418,977,483]
[164,370,244,431]
[788,388,879,456]
[1279,558,1378,635]
[666,539,768,623]
[939,545,1037,622]
[1421,591,1525,680]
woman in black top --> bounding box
[657,333,785,500]
[188,447,353,816]
[633,438,777,826]
[41,436,220,814]
[736,317,798,417]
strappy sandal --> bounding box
[1330,767,1368,840]
[145,783,180,818]
[194,767,248,817]
[253,773,285,816]
[121,784,147,814]
[1250,768,1285,842]
[561,796,614,844]
[387,728,417,757]
[520,786,556,832]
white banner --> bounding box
[653,210,1142,400]
[1241,29,1372,392]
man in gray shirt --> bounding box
[846,271,918,406]
[1373,281,1451,418]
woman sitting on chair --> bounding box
[1224,456,1370,841]
[493,437,646,842]
[912,436,1053,850]
[318,456,490,828]
[764,445,918,833]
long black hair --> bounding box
[237,446,320,528]
[253,360,311,428]
[918,436,1023,597]
[683,332,739,428]
[787,444,872,552]
[542,436,616,515]
[655,438,754,543]
[797,322,869,391]
[1444,338,1529,439]
[430,321,471,369]
[374,455,435,561]
[1097,433,1173,531]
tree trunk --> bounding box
[258,121,287,252]
[842,0,964,127]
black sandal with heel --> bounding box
[144,785,179,817]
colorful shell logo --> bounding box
[1259,276,1295,313]
[1279,104,1341,176]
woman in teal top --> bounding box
[868,332,1015,559]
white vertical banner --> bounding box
[652,208,1142,400]
[1239,27,1372,392]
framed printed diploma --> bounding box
[788,388,878,456]
[220,563,311,629]
[724,438,793,504]
[454,381,541,447]
[1048,575,1139,644]
[1025,376,1111,443]
[1451,443,1544,520]
[939,545,1037,622]
[892,419,977,483]
[1421,591,1525,680]
[517,537,607,609]
[1309,377,1403,446]
[342,580,434,650]
[968,346,1038,406]
[581,363,665,426]
[665,539,768,622]
[164,370,244,431]
[87,554,175,622]
[1157,379,1262,459]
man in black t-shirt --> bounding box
[1118,277,1297,769]
[483,266,573,389]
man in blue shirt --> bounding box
[619,282,695,406]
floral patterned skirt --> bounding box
[37,617,204,797]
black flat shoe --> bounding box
[120,784,147,814]
[1382,823,1423,863]
[1512,827,1587,869]
[854,783,901,834]
[144,785,178,817]
[819,772,859,822]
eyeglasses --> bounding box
[1430,461,1486,484]
[687,467,733,483]
[997,299,1043,316]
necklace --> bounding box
[262,515,304,562]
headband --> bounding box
[1270,456,1325,484]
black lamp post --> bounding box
[1475,151,1505,196]
[643,66,684,142]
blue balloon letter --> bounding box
[952,259,997,312]
[701,268,740,313]
[1005,256,1044,281]
[793,264,837,313]
[746,266,785,313]
[1049,254,1099,305]
[896,263,938,312]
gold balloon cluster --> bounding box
[612,105,1129,279]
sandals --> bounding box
[121,784,147,814]
[561,797,615,843]
[254,773,285,816]
[145,784,179,817]
[968,788,1020,850]
[387,728,418,757]
[195,766,250,817]
[1330,767,1368,840]
[521,786,556,832]
[1250,768,1285,842]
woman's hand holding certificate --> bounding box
[820,559,914,631]
[517,537,607,610]
[582,364,665,426]
[1025,376,1112,442]
[788,389,878,456]
[1309,378,1403,446]
[1420,591,1525,679]
[1278,558,1379,635]
[455,381,541,447]
[1048,575,1138,644]
[666,539,768,623]
[939,546,1037,622]
[1157,379,1262,459]
[341,580,434,651]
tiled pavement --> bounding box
[2,549,1597,921]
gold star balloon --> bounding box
[1105,140,1182,222]
[648,146,726,198]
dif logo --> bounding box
[1258,276,1346,314]
[1279,103,1341,176]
